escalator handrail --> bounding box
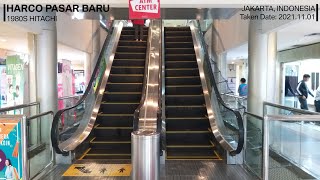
[133,25,152,131]
[51,21,115,154]
[196,21,244,155]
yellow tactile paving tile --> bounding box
[63,164,131,177]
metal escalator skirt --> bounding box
[58,21,124,152]
[189,23,236,153]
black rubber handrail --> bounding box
[51,21,115,154]
[196,21,244,155]
[133,26,152,131]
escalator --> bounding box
[81,27,149,160]
[164,23,244,160]
[51,23,150,160]
[164,27,220,160]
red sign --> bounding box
[129,0,161,19]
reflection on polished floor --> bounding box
[43,160,255,180]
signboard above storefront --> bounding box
[129,0,161,19]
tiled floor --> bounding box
[42,160,256,180]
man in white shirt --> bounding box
[315,86,320,112]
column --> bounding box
[28,33,38,146]
[247,13,277,116]
[84,53,91,86]
[36,12,58,143]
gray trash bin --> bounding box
[131,130,160,180]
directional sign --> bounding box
[129,0,161,19]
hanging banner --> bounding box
[6,56,24,114]
[129,0,161,19]
[0,116,24,179]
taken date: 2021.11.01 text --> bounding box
[240,13,317,21]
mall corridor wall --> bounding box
[278,43,320,63]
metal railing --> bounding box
[0,102,39,114]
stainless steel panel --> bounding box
[138,20,162,132]
[132,131,160,180]
[189,21,236,153]
[58,21,124,152]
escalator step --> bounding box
[165,48,195,54]
[165,105,207,117]
[165,76,201,85]
[166,130,212,144]
[103,92,141,102]
[121,30,148,35]
[96,113,133,127]
[165,36,193,42]
[165,85,203,95]
[108,74,144,83]
[90,137,131,150]
[166,117,210,131]
[83,149,131,160]
[165,68,199,76]
[122,27,149,30]
[165,61,198,69]
[93,125,133,138]
[111,66,145,74]
[114,52,146,59]
[165,42,194,48]
[165,95,205,105]
[164,27,190,31]
[99,102,139,114]
[105,83,142,92]
[165,54,196,61]
[120,35,148,41]
[165,31,192,36]
[118,41,147,46]
[116,46,147,53]
[112,59,145,66]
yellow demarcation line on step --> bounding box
[63,164,131,177]
[214,151,223,160]
[78,148,91,160]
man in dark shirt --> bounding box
[296,74,314,110]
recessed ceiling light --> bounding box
[0,39,7,42]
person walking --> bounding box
[296,74,314,110]
[314,86,320,112]
[238,78,248,97]
[132,19,144,41]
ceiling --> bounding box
[0,22,86,66]
[227,19,320,62]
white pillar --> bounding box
[84,53,92,86]
[247,13,277,116]
[28,33,39,146]
[36,12,58,143]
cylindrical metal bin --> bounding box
[131,130,160,180]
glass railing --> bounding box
[51,20,123,154]
[191,20,244,155]
[244,112,263,178]
[263,102,320,180]
[27,111,55,179]
[244,102,320,180]
[57,95,84,140]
